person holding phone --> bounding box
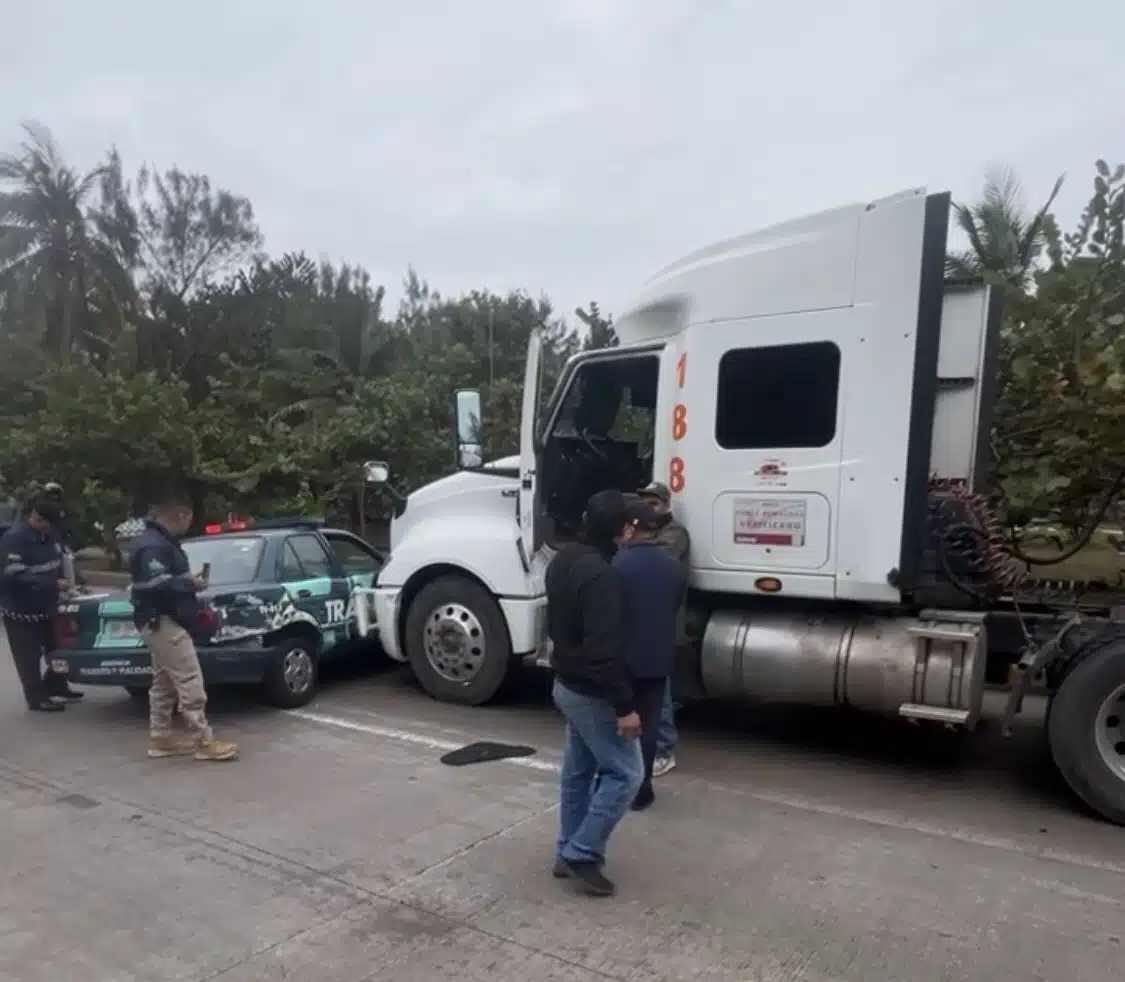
[545,489,642,898]
[129,490,236,762]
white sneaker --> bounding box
[652,753,676,777]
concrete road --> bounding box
[1,647,1124,982]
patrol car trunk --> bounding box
[53,588,220,668]
[55,588,141,652]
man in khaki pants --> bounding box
[128,491,237,761]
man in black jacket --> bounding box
[0,498,75,711]
[130,491,237,762]
[546,489,643,897]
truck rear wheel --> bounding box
[404,576,515,706]
[1047,634,1125,825]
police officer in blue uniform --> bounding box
[0,498,78,711]
[130,490,236,760]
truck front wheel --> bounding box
[404,576,516,706]
[1047,634,1125,825]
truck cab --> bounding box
[372,185,1000,707]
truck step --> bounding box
[898,703,971,726]
[901,615,987,731]
[906,624,978,643]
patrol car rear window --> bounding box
[182,536,264,586]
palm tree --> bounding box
[0,122,131,363]
[946,167,1064,291]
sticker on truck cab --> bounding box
[734,497,808,547]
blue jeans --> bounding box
[553,679,644,865]
[657,677,678,757]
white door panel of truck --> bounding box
[370,185,1125,828]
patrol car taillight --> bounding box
[54,612,78,646]
[197,606,219,633]
[204,523,223,535]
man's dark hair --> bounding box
[582,489,627,543]
[29,497,63,525]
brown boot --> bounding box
[148,734,197,758]
[194,738,238,761]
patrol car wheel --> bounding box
[260,631,320,709]
[405,576,515,706]
[124,686,148,702]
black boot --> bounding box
[44,674,83,701]
[560,859,615,897]
[28,698,65,712]
[631,783,655,811]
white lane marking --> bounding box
[287,709,560,774]
[289,709,1125,877]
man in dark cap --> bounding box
[546,488,642,897]
[637,482,690,776]
[34,482,85,700]
[613,498,686,810]
[0,498,76,711]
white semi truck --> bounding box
[370,188,1125,826]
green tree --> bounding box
[946,167,1064,290]
[576,301,617,349]
[128,163,262,301]
[0,121,624,541]
[0,122,133,363]
[992,159,1125,528]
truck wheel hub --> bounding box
[1094,682,1125,783]
[424,603,486,682]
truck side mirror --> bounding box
[454,389,483,470]
[363,461,389,484]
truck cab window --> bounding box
[716,341,841,449]
[540,353,659,543]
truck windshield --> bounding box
[182,536,264,586]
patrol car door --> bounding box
[277,534,350,647]
[320,531,384,640]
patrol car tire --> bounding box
[1047,634,1125,826]
[405,576,515,706]
[259,629,321,709]
[124,686,148,702]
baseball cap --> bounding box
[624,499,663,532]
[637,481,671,505]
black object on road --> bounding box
[439,742,536,766]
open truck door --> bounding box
[517,327,543,570]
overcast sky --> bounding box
[2,0,1122,322]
